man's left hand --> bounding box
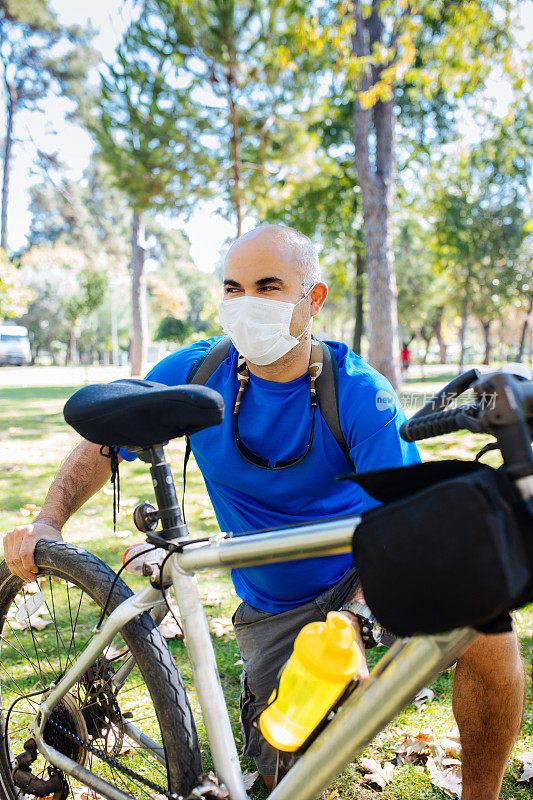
[339,610,369,680]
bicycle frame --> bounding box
[32,515,477,800]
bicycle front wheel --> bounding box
[0,540,202,800]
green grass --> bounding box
[0,381,532,799]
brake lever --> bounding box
[474,373,533,480]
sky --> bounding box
[4,0,532,268]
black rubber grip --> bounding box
[409,368,480,422]
[400,405,476,442]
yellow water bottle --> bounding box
[259,611,362,752]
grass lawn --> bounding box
[0,379,531,800]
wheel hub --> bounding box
[80,657,124,757]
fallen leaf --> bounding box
[394,730,443,765]
[9,613,51,631]
[69,787,103,799]
[210,617,233,637]
[427,756,462,797]
[159,618,183,639]
[20,504,41,517]
[115,530,134,539]
[199,590,224,607]
[442,737,462,759]
[242,771,259,790]
[414,687,435,710]
[359,757,394,789]
[119,736,137,755]
[23,580,43,595]
[326,790,339,800]
[516,751,533,782]
[104,643,129,660]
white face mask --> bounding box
[218,287,314,366]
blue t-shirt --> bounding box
[121,338,420,611]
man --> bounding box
[4,225,524,799]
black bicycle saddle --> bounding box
[63,379,224,451]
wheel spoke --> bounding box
[0,661,39,708]
[64,584,84,670]
[0,551,195,799]
[4,606,45,686]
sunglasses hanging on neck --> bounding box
[233,342,323,470]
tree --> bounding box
[394,213,451,364]
[0,0,95,251]
[0,250,34,318]
[27,162,133,362]
[431,103,531,368]
[18,244,106,363]
[259,145,366,351]
[291,1,516,386]
[155,316,192,345]
[63,269,107,363]
[145,0,317,236]
[93,21,197,376]
[350,1,517,386]
[148,228,221,342]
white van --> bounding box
[0,324,32,366]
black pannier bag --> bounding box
[350,460,533,636]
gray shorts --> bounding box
[232,567,359,776]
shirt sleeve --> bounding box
[338,351,421,512]
[118,337,221,461]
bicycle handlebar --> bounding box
[400,404,480,443]
[400,370,533,479]
[408,368,481,421]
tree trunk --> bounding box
[517,294,533,363]
[69,327,78,365]
[130,210,147,377]
[421,336,431,365]
[432,306,447,364]
[1,88,16,252]
[227,62,243,238]
[480,319,492,366]
[458,277,470,371]
[359,185,400,387]
[110,275,119,367]
[352,249,364,355]
[351,2,401,389]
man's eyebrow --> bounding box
[223,279,242,288]
[255,277,284,287]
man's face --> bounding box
[222,231,314,338]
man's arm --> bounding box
[3,440,114,582]
[339,583,370,679]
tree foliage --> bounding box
[0,251,34,318]
[0,0,96,249]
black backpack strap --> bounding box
[183,337,232,523]
[317,341,354,469]
[187,336,232,385]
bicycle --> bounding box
[0,367,531,800]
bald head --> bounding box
[224,224,321,292]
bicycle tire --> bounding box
[0,539,202,799]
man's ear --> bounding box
[310,282,328,316]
